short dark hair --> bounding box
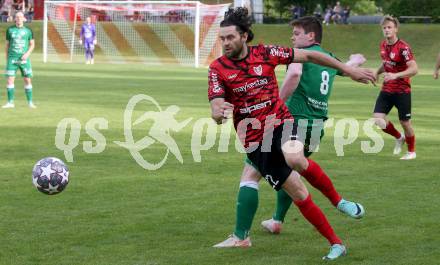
[290,16,323,44]
[220,7,254,43]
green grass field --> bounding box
[1,23,440,265]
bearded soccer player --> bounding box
[80,17,97,65]
[259,16,365,235]
[208,8,375,260]
[374,15,418,160]
[3,11,35,109]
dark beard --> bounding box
[226,46,244,60]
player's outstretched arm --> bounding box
[375,64,385,81]
[383,60,418,82]
[293,49,376,84]
[434,53,440,79]
[338,54,367,77]
[210,98,233,124]
[345,54,366,68]
[280,63,302,102]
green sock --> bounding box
[7,86,14,103]
[25,86,33,103]
[234,185,258,240]
[273,189,292,222]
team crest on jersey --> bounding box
[253,65,262,76]
[390,52,395,59]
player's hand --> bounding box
[434,70,439,79]
[221,102,234,119]
[79,39,82,45]
[93,39,97,45]
[383,73,399,82]
[212,100,234,124]
[375,72,381,82]
[20,54,28,61]
[348,54,366,67]
[347,67,376,85]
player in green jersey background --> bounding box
[3,11,36,109]
[222,16,367,242]
[260,16,367,234]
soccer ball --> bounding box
[32,157,69,195]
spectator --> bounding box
[12,0,24,14]
[332,1,342,24]
[133,11,143,22]
[342,6,350,24]
[323,5,332,26]
[313,4,322,20]
[24,0,33,22]
[289,5,299,20]
[298,5,306,18]
[1,0,14,22]
[290,4,305,20]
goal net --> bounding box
[43,1,230,67]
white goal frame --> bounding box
[43,0,229,67]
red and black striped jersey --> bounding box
[380,39,415,93]
[208,44,294,147]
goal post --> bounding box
[43,0,230,67]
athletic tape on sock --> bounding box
[239,181,259,190]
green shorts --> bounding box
[245,120,325,169]
[5,57,33,78]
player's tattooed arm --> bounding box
[280,63,302,102]
[293,49,376,84]
[338,54,367,77]
[210,98,233,124]
[384,60,418,82]
[346,54,366,68]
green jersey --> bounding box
[285,44,341,121]
[6,25,33,58]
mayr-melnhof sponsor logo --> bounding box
[233,78,268,93]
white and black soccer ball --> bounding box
[32,157,69,195]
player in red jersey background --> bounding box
[208,7,375,260]
[374,15,418,160]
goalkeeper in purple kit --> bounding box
[79,17,97,64]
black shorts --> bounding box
[373,91,412,121]
[246,122,298,191]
